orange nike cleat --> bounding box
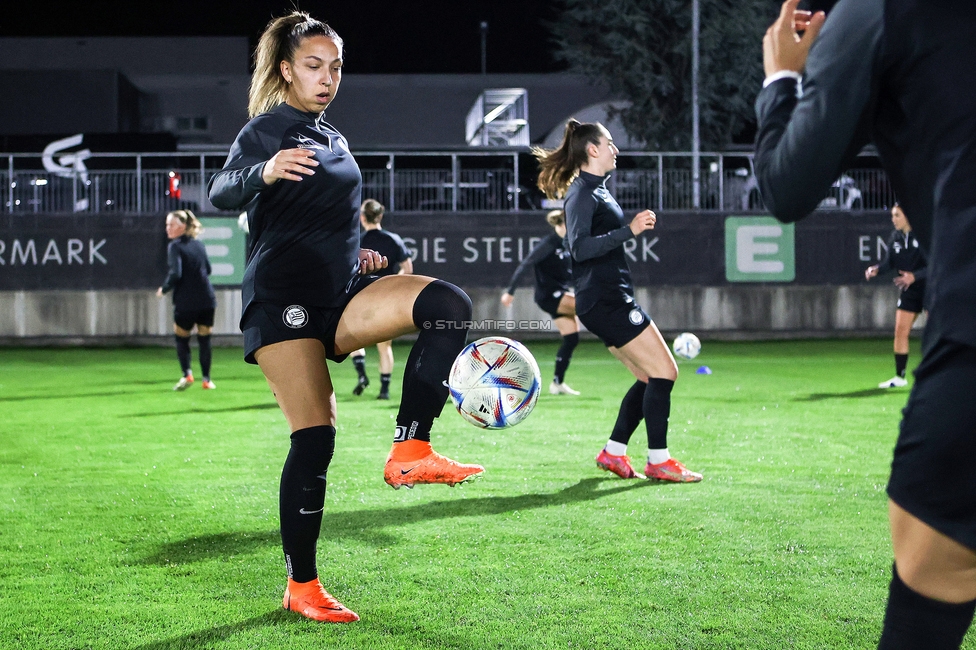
[644,458,703,483]
[384,439,484,489]
[596,448,644,479]
[282,578,359,623]
[201,380,216,390]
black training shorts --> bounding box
[896,282,925,314]
[577,295,651,349]
[174,308,215,331]
[242,274,379,365]
[888,340,976,550]
[535,289,568,320]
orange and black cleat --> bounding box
[384,440,484,489]
[283,578,359,623]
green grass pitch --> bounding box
[2,339,973,649]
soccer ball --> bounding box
[448,336,542,429]
[672,332,701,360]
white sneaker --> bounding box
[173,375,194,391]
[549,381,580,395]
[878,376,908,388]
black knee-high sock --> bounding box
[175,335,192,376]
[395,281,472,443]
[198,335,212,380]
[878,564,976,649]
[554,332,579,384]
[609,380,647,445]
[380,373,392,393]
[279,425,335,583]
[644,378,674,450]
[353,355,367,380]
[895,353,908,378]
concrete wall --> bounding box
[0,285,919,345]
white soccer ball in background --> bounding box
[448,337,541,429]
[672,332,702,360]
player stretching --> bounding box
[500,209,581,396]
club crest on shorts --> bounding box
[628,308,644,325]
[282,305,308,329]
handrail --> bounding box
[0,149,891,214]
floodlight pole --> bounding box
[480,22,488,75]
[691,0,701,209]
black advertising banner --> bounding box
[385,210,897,287]
[0,213,169,290]
[0,211,896,290]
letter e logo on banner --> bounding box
[724,216,795,282]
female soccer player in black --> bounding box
[156,209,217,390]
[500,209,581,395]
[207,11,483,623]
[533,120,701,484]
[865,203,927,388]
[349,198,413,399]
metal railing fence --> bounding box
[0,150,894,214]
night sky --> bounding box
[1,0,567,74]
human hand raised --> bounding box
[629,209,657,236]
[261,148,319,185]
[865,265,879,281]
[763,0,826,77]
[500,292,514,308]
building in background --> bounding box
[0,37,615,151]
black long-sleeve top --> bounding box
[207,103,362,316]
[160,235,216,311]
[754,0,976,349]
[876,230,927,282]
[504,232,573,305]
[563,171,634,314]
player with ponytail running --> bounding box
[533,120,701,483]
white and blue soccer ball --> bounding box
[448,336,541,429]
[672,332,702,361]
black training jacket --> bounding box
[208,103,362,317]
[161,235,216,311]
[563,171,634,315]
[755,0,976,349]
[504,232,573,307]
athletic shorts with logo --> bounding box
[577,295,650,348]
[896,281,926,314]
[242,274,378,364]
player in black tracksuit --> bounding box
[349,198,413,399]
[533,119,701,484]
[205,11,483,624]
[865,203,927,388]
[755,1,976,646]
[500,209,581,395]
[156,209,217,391]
